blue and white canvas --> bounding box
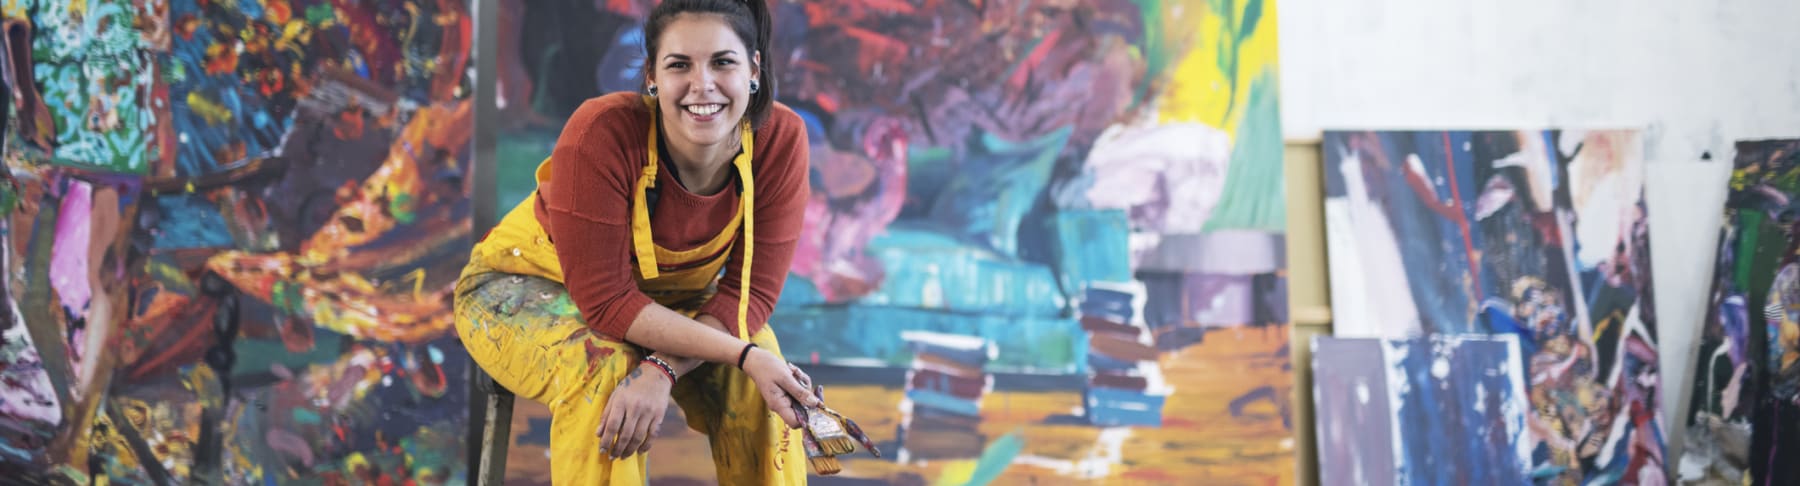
[1313,334,1532,485]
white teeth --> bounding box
[685,104,723,116]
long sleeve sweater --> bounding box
[531,92,811,339]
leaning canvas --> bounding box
[1312,334,1531,486]
[1679,138,1800,485]
[1322,130,1667,483]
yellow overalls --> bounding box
[453,100,807,484]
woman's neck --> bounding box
[660,125,740,196]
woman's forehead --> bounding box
[656,14,746,55]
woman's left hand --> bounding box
[596,363,674,459]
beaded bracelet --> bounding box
[641,355,676,382]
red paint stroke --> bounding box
[1441,132,1482,299]
[815,92,839,114]
[583,339,616,382]
[1121,469,1179,482]
[1160,416,1197,428]
[266,0,292,25]
[1008,29,1063,92]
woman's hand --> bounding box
[740,347,820,428]
[596,363,674,459]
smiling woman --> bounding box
[451,0,828,484]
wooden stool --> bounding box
[468,367,515,485]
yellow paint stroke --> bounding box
[185,92,234,126]
[1158,0,1280,137]
[932,459,979,486]
[1,0,25,19]
[408,268,426,300]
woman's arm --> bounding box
[645,314,730,377]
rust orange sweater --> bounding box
[533,92,810,340]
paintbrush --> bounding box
[805,385,859,455]
[800,427,842,475]
[832,412,881,458]
[804,405,857,455]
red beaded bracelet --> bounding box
[641,356,676,382]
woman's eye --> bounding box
[667,62,688,69]
[714,59,735,67]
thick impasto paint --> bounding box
[1679,139,1800,485]
[0,0,473,483]
[493,0,1288,483]
[1322,130,1666,484]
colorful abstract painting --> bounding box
[493,0,1289,483]
[1311,334,1531,486]
[0,0,473,483]
[1321,130,1667,483]
[1679,139,1800,485]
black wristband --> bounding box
[736,343,759,370]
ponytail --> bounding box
[744,0,776,128]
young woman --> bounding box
[453,0,818,482]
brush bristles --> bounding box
[809,455,842,475]
[819,436,856,455]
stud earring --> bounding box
[648,85,658,97]
[749,80,759,94]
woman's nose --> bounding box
[696,71,716,93]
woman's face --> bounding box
[650,13,758,153]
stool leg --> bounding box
[478,390,515,485]
[467,366,489,482]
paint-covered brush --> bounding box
[805,404,857,455]
[840,416,881,458]
[801,428,841,475]
[803,385,857,455]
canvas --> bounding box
[1321,130,1666,484]
[1311,334,1531,486]
[0,0,474,483]
[1309,336,1396,486]
[490,0,1289,483]
[1678,139,1800,485]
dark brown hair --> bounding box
[643,0,776,127]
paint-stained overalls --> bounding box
[453,102,806,485]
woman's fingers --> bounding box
[766,387,802,428]
[789,362,813,390]
[596,405,624,456]
[618,408,654,458]
[639,414,664,454]
[777,372,817,408]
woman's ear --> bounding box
[750,50,762,81]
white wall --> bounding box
[1276,0,1800,463]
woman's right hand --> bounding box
[740,346,820,428]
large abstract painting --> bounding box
[1678,139,1800,485]
[494,0,1289,483]
[1321,130,1666,483]
[0,0,474,483]
[1311,334,1532,486]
